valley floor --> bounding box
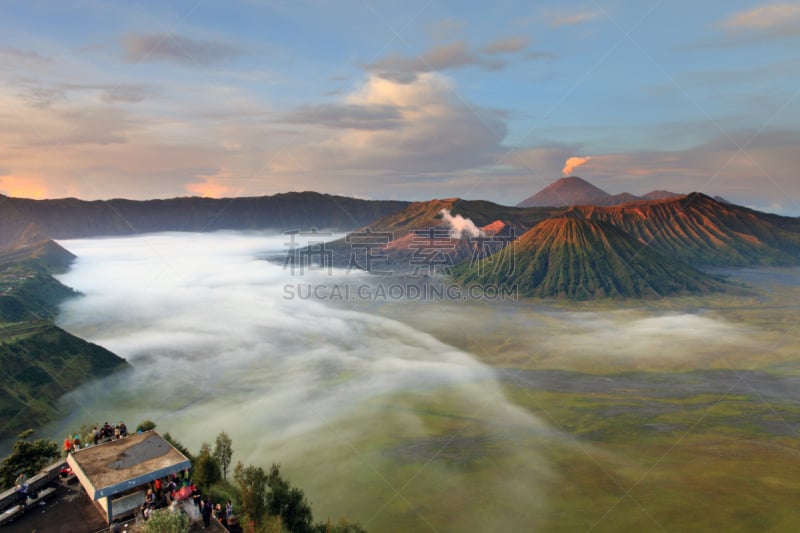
[328,268,800,531]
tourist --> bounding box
[72,434,81,450]
[141,488,156,521]
[191,484,201,509]
[15,472,28,505]
[226,499,233,520]
[201,496,212,528]
[63,435,73,456]
[119,422,128,437]
[114,425,121,440]
[93,426,100,445]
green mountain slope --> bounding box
[0,239,128,438]
[452,218,725,299]
[0,321,128,438]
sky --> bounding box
[0,1,798,213]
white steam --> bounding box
[439,208,484,239]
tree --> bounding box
[136,419,157,432]
[142,508,190,533]
[213,430,233,480]
[193,443,221,489]
[266,463,314,533]
[0,429,59,489]
[235,461,268,526]
[162,433,195,464]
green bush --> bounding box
[142,508,190,533]
[136,419,157,432]
[0,429,59,489]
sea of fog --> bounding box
[48,231,555,531]
[41,231,790,531]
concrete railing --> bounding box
[0,460,65,511]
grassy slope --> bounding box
[0,240,128,438]
[0,322,128,437]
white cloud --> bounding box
[547,10,601,28]
[721,3,800,35]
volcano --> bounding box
[452,217,724,299]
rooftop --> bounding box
[68,431,190,500]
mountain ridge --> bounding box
[0,191,411,251]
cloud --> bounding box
[122,32,243,66]
[96,84,152,103]
[0,174,48,199]
[282,103,402,130]
[365,42,492,83]
[480,36,530,55]
[0,46,53,65]
[439,209,484,239]
[364,38,530,83]
[525,311,761,371]
[720,3,800,35]
[265,73,507,186]
[562,156,591,176]
[185,175,233,198]
[547,10,601,28]
[698,4,800,47]
[429,18,465,40]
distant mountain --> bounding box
[517,177,681,207]
[452,218,724,299]
[569,193,800,267]
[0,192,410,251]
[518,177,611,207]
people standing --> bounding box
[63,435,73,456]
[201,496,212,528]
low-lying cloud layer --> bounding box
[53,232,552,530]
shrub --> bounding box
[142,508,190,533]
